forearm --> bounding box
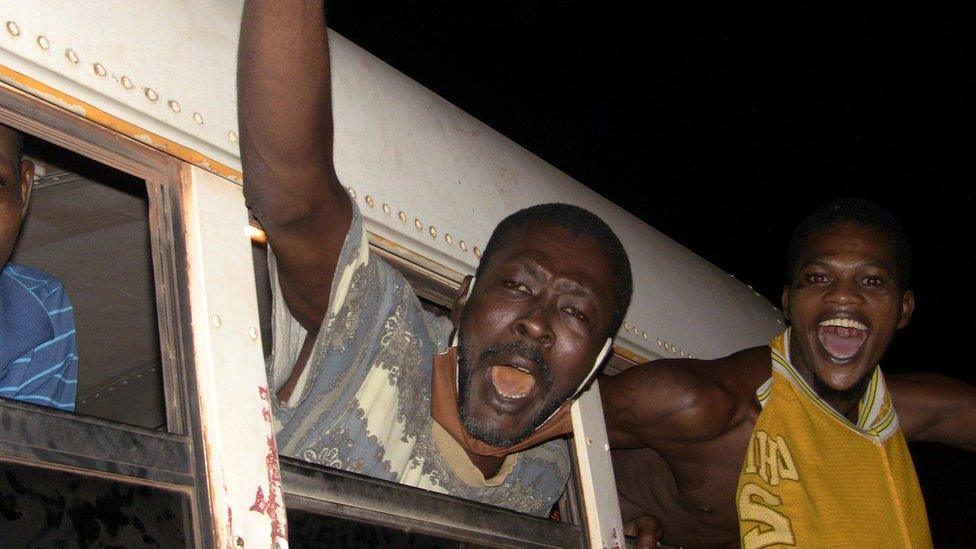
[238,0,346,226]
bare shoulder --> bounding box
[601,345,771,449]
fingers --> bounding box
[624,515,664,549]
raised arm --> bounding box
[238,0,352,331]
[888,372,976,452]
[600,358,739,450]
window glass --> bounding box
[0,460,190,547]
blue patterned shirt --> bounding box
[0,264,78,411]
[268,202,571,516]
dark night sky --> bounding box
[327,3,973,540]
[328,2,974,381]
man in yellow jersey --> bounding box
[603,198,976,548]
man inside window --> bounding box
[237,0,632,516]
[0,123,78,411]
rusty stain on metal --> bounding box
[253,386,287,543]
[0,64,243,184]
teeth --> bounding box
[818,318,868,331]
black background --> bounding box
[327,2,974,542]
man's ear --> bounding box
[19,158,34,216]
[781,284,791,319]
[897,289,915,329]
[451,275,475,330]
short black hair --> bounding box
[475,203,633,339]
[787,198,912,290]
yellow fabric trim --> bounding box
[768,329,898,441]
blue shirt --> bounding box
[0,264,78,411]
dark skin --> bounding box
[0,125,35,268]
[238,1,617,478]
[603,222,976,548]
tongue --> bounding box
[490,365,536,399]
[817,326,867,360]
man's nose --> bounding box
[514,303,555,349]
[825,278,864,305]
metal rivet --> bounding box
[586,437,593,445]
[642,331,648,340]
[364,195,374,207]
[623,322,630,331]
[680,350,686,357]
[120,75,133,89]
[93,63,106,77]
[382,203,391,215]
[144,87,159,102]
[65,48,79,64]
[459,240,467,251]
[604,443,610,451]
[445,233,453,244]
[347,187,356,198]
[6,21,20,37]
[211,314,222,328]
[228,130,238,143]
[656,338,663,347]
[249,327,259,341]
[36,35,50,50]
[193,112,204,124]
[414,218,423,231]
[473,246,481,258]
[632,326,639,334]
[168,100,181,113]
[398,211,407,223]
[428,226,437,238]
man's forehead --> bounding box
[492,228,614,291]
[802,222,896,265]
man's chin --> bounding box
[811,363,872,403]
[459,409,531,448]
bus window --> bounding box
[11,136,166,429]
[251,227,588,545]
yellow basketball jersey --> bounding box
[736,330,932,548]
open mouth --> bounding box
[817,318,868,361]
[490,365,536,399]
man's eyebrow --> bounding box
[506,258,591,297]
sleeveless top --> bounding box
[736,329,931,548]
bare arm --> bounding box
[888,372,976,452]
[600,359,738,450]
[238,0,352,331]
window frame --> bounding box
[0,82,212,547]
[0,79,621,548]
